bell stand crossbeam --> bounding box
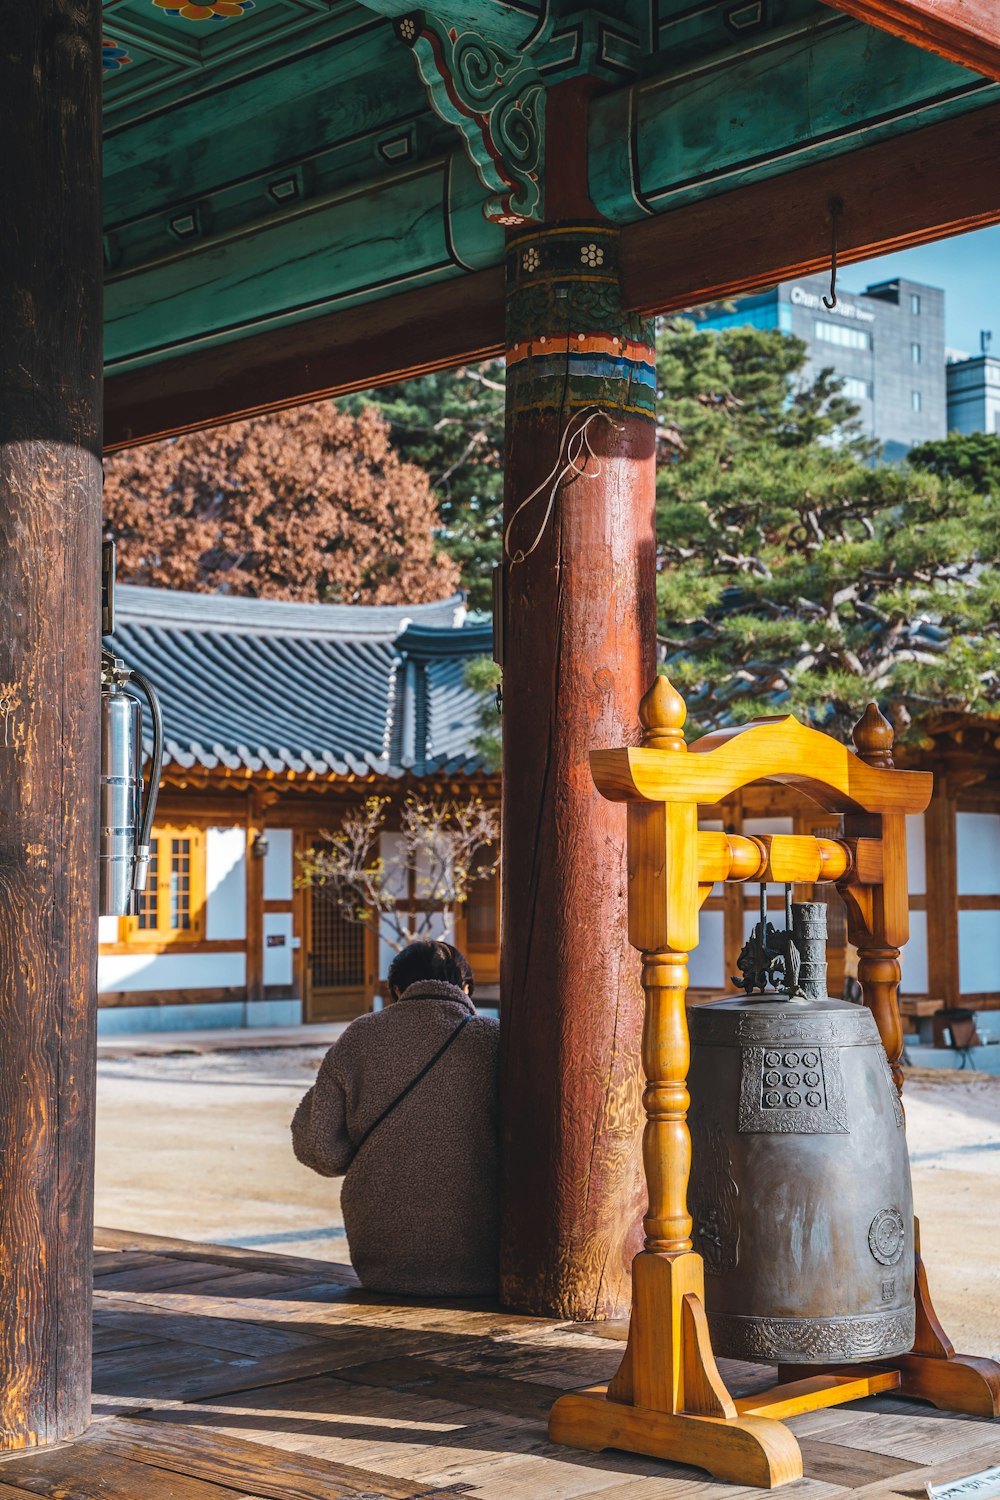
[548,677,1000,1488]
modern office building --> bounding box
[693,275,947,460]
[946,350,1000,436]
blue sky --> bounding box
[845,225,1000,357]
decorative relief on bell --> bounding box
[708,1310,916,1364]
[868,1207,906,1266]
[689,1113,740,1276]
[738,1044,850,1134]
[876,1047,906,1129]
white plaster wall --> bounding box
[906,813,926,895]
[264,828,293,901]
[206,827,246,940]
[959,910,1000,994]
[900,910,929,995]
[689,910,725,989]
[98,950,246,993]
[379,832,408,900]
[743,817,795,838]
[99,916,120,944]
[264,910,294,986]
[957,812,1000,895]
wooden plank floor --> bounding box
[0,1229,995,1500]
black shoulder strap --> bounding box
[351,1012,473,1161]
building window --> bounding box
[912,390,922,412]
[815,319,870,350]
[135,840,159,930]
[125,825,205,944]
[841,376,871,401]
[911,343,921,364]
[911,293,921,315]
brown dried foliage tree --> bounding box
[103,402,461,603]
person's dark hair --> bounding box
[387,940,474,1000]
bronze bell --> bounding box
[687,895,914,1365]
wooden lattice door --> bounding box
[304,854,370,1021]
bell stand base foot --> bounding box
[776,1225,1000,1421]
[781,1355,1000,1420]
[548,1252,904,1489]
[895,1227,1000,1417]
[893,1352,1000,1418]
[549,1386,804,1490]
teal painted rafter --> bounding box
[393,9,547,223]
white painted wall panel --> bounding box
[959,910,1000,994]
[379,832,408,899]
[98,951,245,993]
[264,911,294,986]
[206,827,246,940]
[957,813,1000,895]
[743,817,794,837]
[901,910,928,996]
[906,813,926,895]
[264,828,293,901]
[689,910,725,989]
[99,916,120,944]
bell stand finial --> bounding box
[853,701,894,768]
[638,674,686,751]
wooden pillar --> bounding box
[499,223,657,1319]
[246,794,266,1012]
[0,0,103,1449]
[925,781,959,1006]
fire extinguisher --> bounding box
[100,542,164,917]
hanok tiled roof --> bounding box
[105,586,494,779]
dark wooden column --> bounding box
[0,0,103,1448]
[499,224,657,1319]
[246,793,266,1011]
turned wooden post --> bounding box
[0,0,103,1448]
[499,223,657,1320]
[637,679,695,1256]
[848,704,906,1094]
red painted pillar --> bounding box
[499,224,658,1319]
[0,0,103,1447]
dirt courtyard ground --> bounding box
[96,1047,1000,1355]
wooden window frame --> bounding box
[121,823,206,947]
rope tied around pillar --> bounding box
[503,405,624,564]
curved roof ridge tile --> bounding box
[114,585,466,638]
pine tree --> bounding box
[908,430,1000,495]
[656,323,1000,738]
[344,362,506,611]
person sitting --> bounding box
[291,939,499,1298]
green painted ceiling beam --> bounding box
[105,153,503,372]
[100,0,1000,379]
[589,13,998,221]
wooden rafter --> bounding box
[104,102,1000,452]
[821,0,1000,82]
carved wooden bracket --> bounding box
[394,10,547,224]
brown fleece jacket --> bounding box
[291,980,499,1297]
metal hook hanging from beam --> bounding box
[823,196,844,310]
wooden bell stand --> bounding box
[548,677,1000,1488]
